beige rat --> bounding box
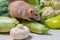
[9,1,40,21]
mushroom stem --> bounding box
[16,24,24,29]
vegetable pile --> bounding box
[39,0,60,16]
[0,0,60,35]
[38,0,60,28]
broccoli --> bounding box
[0,0,10,17]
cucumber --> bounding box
[20,20,49,34]
[0,16,19,32]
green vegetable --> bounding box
[0,0,10,17]
[0,16,19,32]
[36,0,40,10]
[44,1,54,7]
[45,15,60,29]
[39,3,44,10]
[36,0,44,10]
[20,20,49,34]
[0,0,5,3]
[40,16,48,24]
[47,1,54,7]
[28,0,36,5]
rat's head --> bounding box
[28,8,40,21]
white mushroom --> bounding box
[10,24,30,40]
[42,7,55,18]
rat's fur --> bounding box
[7,0,28,3]
[9,1,40,21]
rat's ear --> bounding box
[28,9,33,14]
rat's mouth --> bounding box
[30,18,34,20]
[30,18,40,21]
[30,18,36,21]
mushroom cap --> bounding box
[10,24,30,39]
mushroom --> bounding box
[10,24,30,40]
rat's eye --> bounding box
[34,14,38,16]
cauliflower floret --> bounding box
[40,0,52,6]
[42,7,55,18]
[55,10,60,15]
[40,0,51,3]
[52,2,60,10]
[52,0,60,2]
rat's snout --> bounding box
[33,12,40,21]
[34,15,40,21]
[36,17,40,21]
[36,14,40,21]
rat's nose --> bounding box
[35,17,40,21]
[37,18,40,21]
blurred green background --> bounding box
[28,0,36,5]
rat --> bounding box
[9,1,40,21]
[7,0,28,3]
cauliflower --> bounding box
[40,0,52,6]
[52,0,60,2]
[42,7,55,18]
[52,2,60,10]
[55,10,60,15]
[40,0,51,3]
